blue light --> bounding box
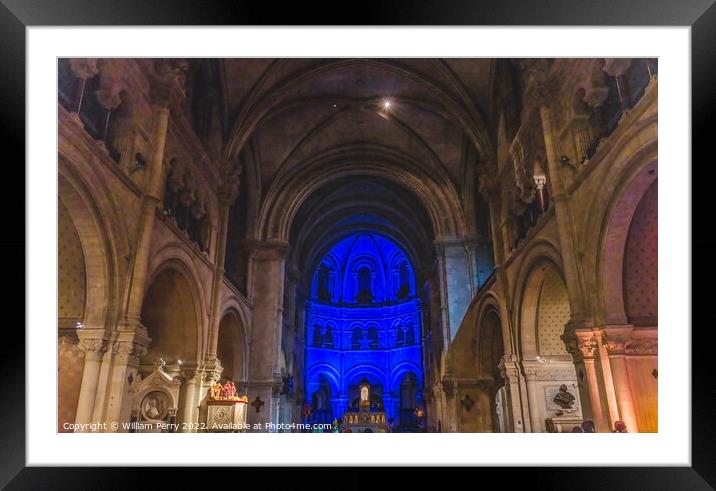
[305,233,425,430]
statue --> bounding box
[222,380,238,400]
[210,382,223,400]
[553,384,576,410]
[360,385,369,402]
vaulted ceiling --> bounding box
[218,59,497,194]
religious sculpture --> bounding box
[209,380,244,401]
[210,382,223,400]
[360,385,369,402]
[553,384,576,409]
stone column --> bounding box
[125,59,187,324]
[603,328,639,433]
[246,241,289,429]
[536,96,587,323]
[563,331,609,432]
[74,335,108,429]
[498,357,526,433]
[523,366,542,432]
[206,165,243,361]
[483,186,515,357]
[99,331,150,428]
[178,368,201,432]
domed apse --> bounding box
[286,176,438,432]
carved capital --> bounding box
[523,367,539,380]
[603,334,628,356]
[150,59,188,108]
[78,337,108,361]
[563,331,599,361]
[180,368,201,383]
[94,60,126,110]
[111,340,147,364]
[603,58,633,78]
[498,357,519,380]
[202,369,223,385]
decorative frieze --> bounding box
[624,337,658,356]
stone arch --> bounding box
[58,196,87,325]
[148,243,210,326]
[390,361,423,392]
[597,160,658,325]
[258,146,465,242]
[141,259,204,366]
[510,240,565,356]
[305,363,341,396]
[216,308,249,382]
[516,256,570,360]
[58,171,115,331]
[477,307,505,382]
[58,154,125,431]
[578,132,657,325]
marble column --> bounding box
[178,368,201,432]
[74,335,108,429]
[563,331,609,432]
[498,357,526,433]
[523,366,542,432]
[603,328,639,433]
[99,332,150,428]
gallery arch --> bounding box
[518,262,580,433]
[217,310,248,383]
[58,197,87,431]
[598,162,658,433]
[141,266,200,367]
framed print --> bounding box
[4,0,713,487]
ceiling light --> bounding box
[383,100,392,109]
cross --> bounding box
[251,396,265,413]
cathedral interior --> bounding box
[57,58,658,433]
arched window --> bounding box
[317,264,330,302]
[324,325,334,348]
[313,324,323,347]
[367,326,379,349]
[398,262,410,299]
[357,267,373,304]
[352,326,363,350]
[396,325,405,347]
[406,322,416,345]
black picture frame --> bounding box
[3,0,712,488]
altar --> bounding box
[205,380,249,432]
[340,381,388,433]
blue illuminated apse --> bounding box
[305,232,424,430]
